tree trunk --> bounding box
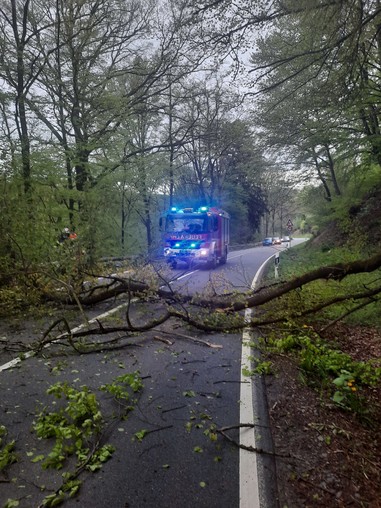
[12,0,32,197]
[312,150,331,201]
[324,144,341,197]
[16,97,32,196]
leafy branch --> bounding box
[30,250,381,347]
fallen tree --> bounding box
[31,249,381,341]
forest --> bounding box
[1,0,381,309]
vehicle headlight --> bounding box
[164,248,171,256]
[200,248,208,256]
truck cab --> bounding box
[161,206,230,269]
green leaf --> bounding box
[41,493,65,507]
[69,485,80,498]
[332,391,345,404]
[134,429,148,442]
[182,390,196,397]
[86,464,101,472]
[31,454,45,463]
[4,500,20,508]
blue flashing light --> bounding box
[174,243,180,247]
[199,206,208,212]
[190,243,196,248]
[170,206,177,212]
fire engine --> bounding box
[161,206,230,269]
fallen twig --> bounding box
[154,336,174,345]
[161,405,187,414]
[217,423,290,457]
[160,330,223,349]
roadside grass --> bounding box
[264,242,381,328]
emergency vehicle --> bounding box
[161,206,230,269]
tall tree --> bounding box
[30,0,156,194]
[0,0,53,196]
[175,80,245,205]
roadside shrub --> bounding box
[265,331,381,422]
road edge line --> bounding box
[239,254,277,508]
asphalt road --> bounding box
[0,242,296,508]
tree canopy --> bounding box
[1,0,381,310]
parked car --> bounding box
[272,237,282,245]
[281,236,291,242]
[262,237,273,246]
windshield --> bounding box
[166,216,206,234]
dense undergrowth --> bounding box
[256,327,381,426]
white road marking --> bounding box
[176,269,198,280]
[0,302,129,372]
[239,254,276,508]
[240,322,260,508]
